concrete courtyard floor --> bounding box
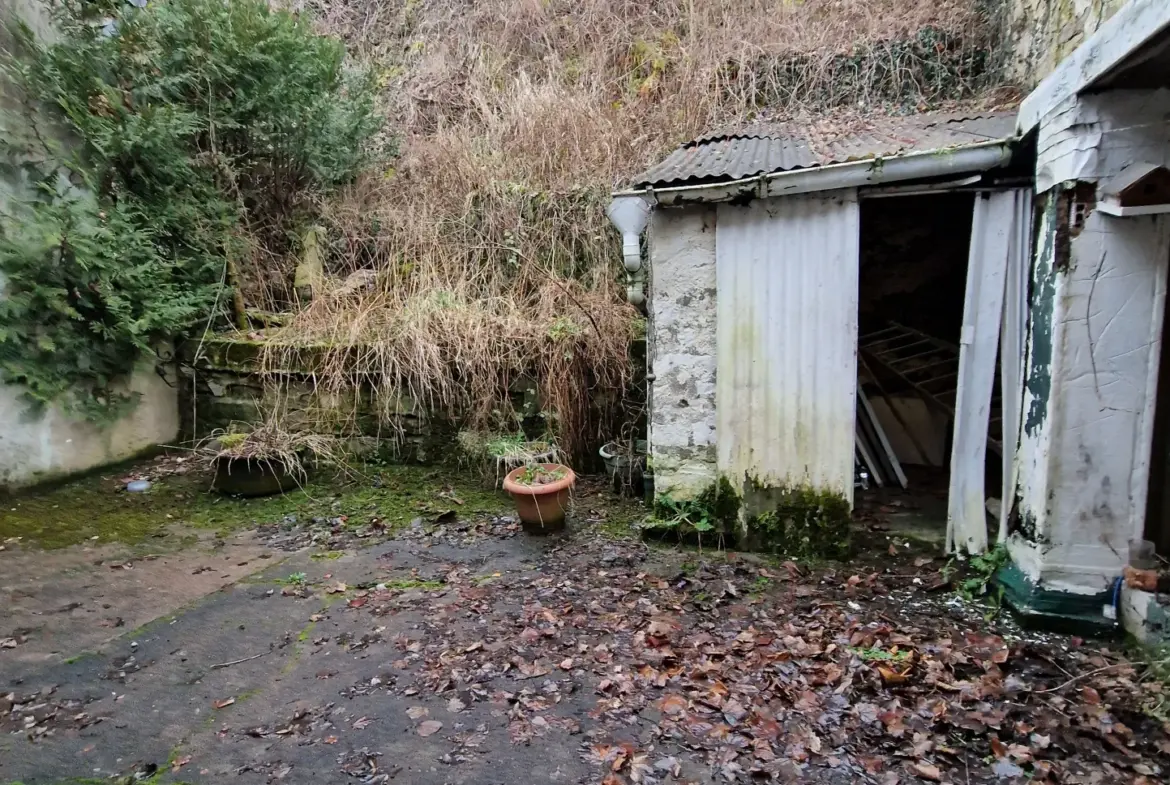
[1,459,1167,785]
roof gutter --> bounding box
[612,138,1016,206]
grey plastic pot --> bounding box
[599,440,647,495]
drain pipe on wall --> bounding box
[606,195,653,307]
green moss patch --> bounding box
[643,475,850,559]
[0,463,509,550]
[742,482,851,560]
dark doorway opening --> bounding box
[854,192,1000,543]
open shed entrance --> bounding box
[853,192,1002,545]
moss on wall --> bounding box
[741,478,852,559]
[647,475,740,541]
[646,474,852,559]
[177,334,447,463]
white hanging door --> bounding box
[947,190,1029,554]
[998,190,1033,543]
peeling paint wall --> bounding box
[646,205,718,498]
[1037,89,1170,191]
[1011,88,1170,593]
[1004,0,1127,89]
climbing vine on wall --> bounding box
[0,0,382,421]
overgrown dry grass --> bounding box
[247,0,1009,459]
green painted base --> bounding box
[995,562,1120,637]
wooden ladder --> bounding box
[859,322,1002,457]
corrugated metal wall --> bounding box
[715,192,860,502]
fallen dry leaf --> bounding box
[912,762,942,781]
[659,693,688,716]
[417,720,443,737]
[1124,565,1157,591]
[213,698,235,709]
[877,665,910,685]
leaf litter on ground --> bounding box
[336,516,1170,785]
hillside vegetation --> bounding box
[259,0,1009,457]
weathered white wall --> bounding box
[1037,90,1170,192]
[0,366,181,490]
[0,0,180,490]
[1004,0,1128,89]
[1013,210,1168,591]
[647,205,718,498]
[1012,88,1170,593]
[714,193,859,501]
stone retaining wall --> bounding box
[178,336,449,463]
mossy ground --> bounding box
[588,489,648,539]
[0,462,510,550]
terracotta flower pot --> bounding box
[502,463,575,534]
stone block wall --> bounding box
[1004,0,1127,89]
[647,205,718,498]
[178,337,448,463]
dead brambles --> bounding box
[243,0,1009,458]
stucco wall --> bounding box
[1011,88,1170,593]
[647,205,718,498]
[0,365,180,490]
[1004,0,1127,89]
[0,0,180,490]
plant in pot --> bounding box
[457,430,561,487]
[201,422,337,497]
[502,462,575,534]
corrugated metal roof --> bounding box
[635,112,1017,188]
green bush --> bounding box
[0,0,382,420]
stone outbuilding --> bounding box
[611,0,1170,638]
[610,112,1032,555]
